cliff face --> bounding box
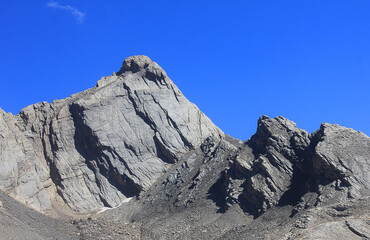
[0,56,223,212]
[0,55,369,239]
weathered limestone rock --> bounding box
[225,116,310,216]
[0,108,53,212]
[0,55,223,213]
[303,123,370,208]
[223,116,370,216]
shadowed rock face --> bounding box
[0,55,223,212]
[222,116,370,217]
[223,116,311,216]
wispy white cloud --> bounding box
[47,1,86,24]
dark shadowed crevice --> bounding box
[40,121,66,202]
[96,150,142,198]
[69,103,142,202]
[207,171,228,213]
[238,179,266,218]
[122,80,189,162]
[149,90,194,150]
[145,69,166,83]
[153,135,177,164]
[121,82,156,131]
[278,165,310,207]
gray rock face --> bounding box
[0,55,223,213]
[224,116,309,214]
[309,123,370,201]
[0,108,53,211]
[223,115,370,217]
[224,116,310,216]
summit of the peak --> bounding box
[117,55,169,83]
[120,55,153,73]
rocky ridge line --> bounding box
[222,116,370,217]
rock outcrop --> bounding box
[0,55,223,213]
[224,116,310,216]
[222,115,370,217]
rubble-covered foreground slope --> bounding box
[0,189,78,240]
[0,56,369,239]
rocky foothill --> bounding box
[0,56,369,239]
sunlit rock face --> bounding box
[0,55,223,212]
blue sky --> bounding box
[1,1,369,140]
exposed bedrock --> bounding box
[221,116,370,217]
[0,55,223,213]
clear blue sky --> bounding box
[1,1,369,140]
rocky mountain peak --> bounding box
[0,55,223,213]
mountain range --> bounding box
[0,55,369,239]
